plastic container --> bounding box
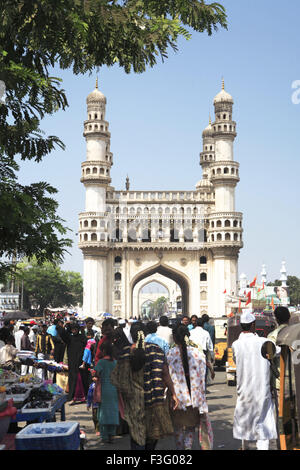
[15,421,80,450]
[6,385,30,404]
[21,400,52,413]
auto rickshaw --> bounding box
[226,312,276,385]
[213,318,228,368]
[262,322,300,450]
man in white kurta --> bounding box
[232,311,277,450]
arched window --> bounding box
[224,220,230,227]
[142,229,151,242]
[84,233,88,241]
[217,233,222,241]
[92,167,97,174]
[84,220,88,227]
[225,233,231,241]
[86,168,91,174]
[114,272,121,282]
[198,229,207,242]
[224,167,229,174]
[91,220,97,227]
[184,229,193,242]
[233,220,238,227]
[114,256,122,264]
[211,234,215,242]
[211,221,214,228]
[200,256,207,264]
[170,228,179,242]
[200,272,207,282]
[115,290,121,300]
[234,233,239,241]
[128,229,137,242]
[216,220,222,227]
[91,233,97,241]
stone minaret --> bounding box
[206,80,243,315]
[79,80,113,317]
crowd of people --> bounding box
[0,307,289,451]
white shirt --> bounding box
[14,329,24,351]
[190,327,214,353]
[232,332,277,441]
[156,325,173,346]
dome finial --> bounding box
[96,77,98,89]
[209,114,212,125]
[222,77,225,90]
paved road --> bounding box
[65,369,244,451]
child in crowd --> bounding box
[87,369,100,436]
[79,333,96,369]
[95,341,119,444]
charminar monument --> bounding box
[78,79,243,320]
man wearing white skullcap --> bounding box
[232,310,277,450]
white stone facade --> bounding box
[79,81,243,319]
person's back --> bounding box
[202,315,215,346]
[145,321,170,356]
[232,311,277,450]
[156,316,173,346]
[14,326,25,351]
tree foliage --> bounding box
[18,259,83,313]
[0,0,227,279]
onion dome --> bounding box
[196,174,213,190]
[86,78,106,104]
[202,116,213,138]
[214,79,233,105]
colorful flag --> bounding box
[223,289,227,294]
[245,291,251,306]
[271,297,275,311]
[249,276,257,288]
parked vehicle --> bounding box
[213,318,228,368]
[261,321,300,450]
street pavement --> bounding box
[64,369,246,451]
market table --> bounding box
[11,393,68,424]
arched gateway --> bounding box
[79,80,243,319]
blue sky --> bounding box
[16,0,300,283]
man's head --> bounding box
[274,306,290,325]
[85,317,95,330]
[181,315,190,326]
[70,322,80,335]
[23,327,30,335]
[159,315,169,327]
[6,334,15,345]
[118,319,126,329]
[196,317,204,328]
[146,321,158,335]
[202,314,209,324]
[240,310,256,332]
[191,315,198,327]
[101,318,115,337]
[41,324,48,333]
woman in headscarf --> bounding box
[56,321,88,404]
[167,324,213,450]
[110,321,178,450]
